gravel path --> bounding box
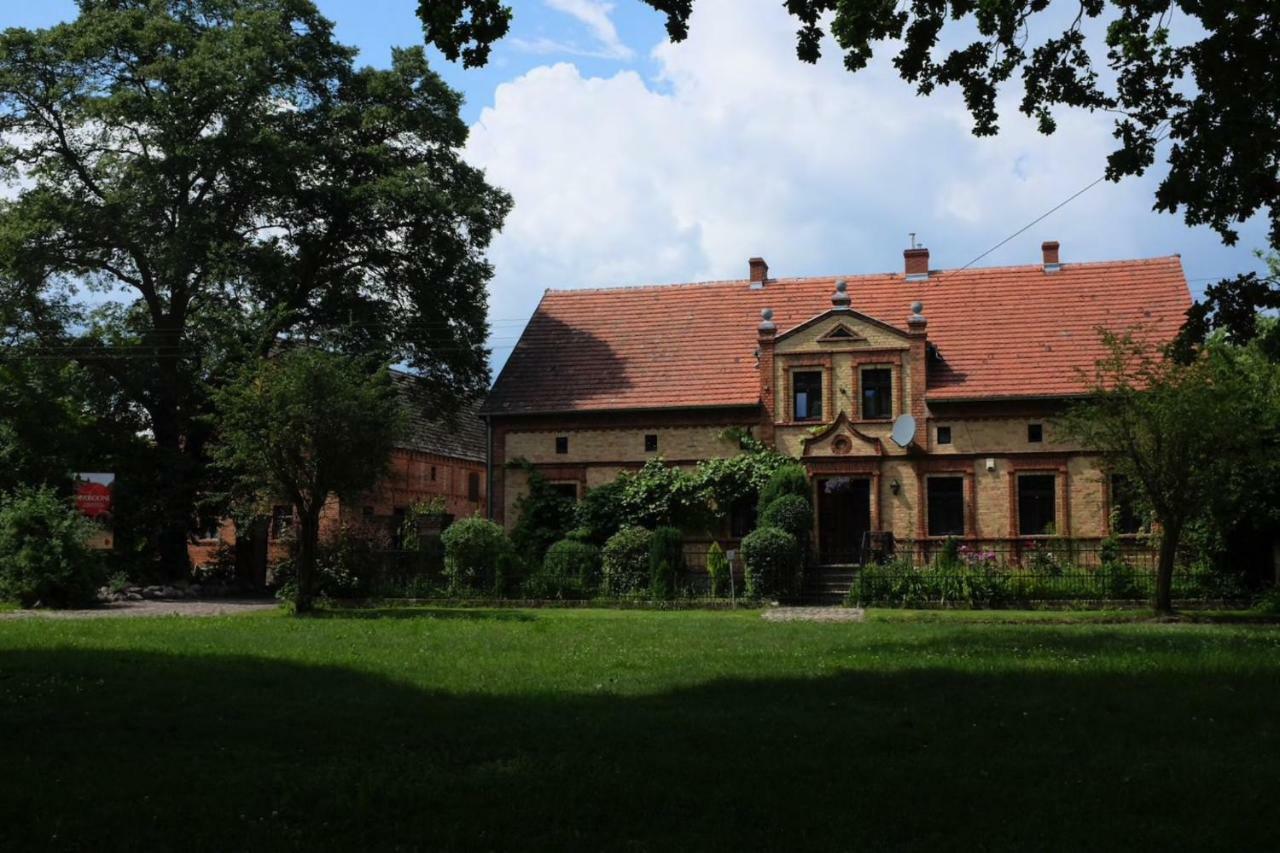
[0,598,279,620]
[762,607,865,623]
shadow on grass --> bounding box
[1,639,1276,851]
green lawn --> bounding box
[2,608,1278,851]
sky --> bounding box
[9,1,1272,374]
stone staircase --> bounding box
[799,567,858,605]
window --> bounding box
[644,434,658,452]
[792,371,823,421]
[927,477,965,537]
[729,497,757,538]
[549,482,578,502]
[430,465,437,482]
[936,425,952,445]
[1028,423,1043,443]
[1017,474,1057,536]
[555,436,569,454]
[1110,473,1143,535]
[861,368,892,419]
[270,505,293,540]
[468,472,481,502]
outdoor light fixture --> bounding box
[890,479,901,495]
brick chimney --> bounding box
[1042,240,1061,272]
[904,247,929,281]
[749,257,769,288]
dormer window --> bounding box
[793,371,823,421]
[861,368,892,420]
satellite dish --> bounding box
[890,414,917,448]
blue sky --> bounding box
[10,2,1272,370]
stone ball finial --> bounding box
[761,308,773,321]
[835,280,847,293]
[911,301,923,315]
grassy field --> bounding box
[2,608,1278,852]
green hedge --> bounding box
[740,526,800,598]
[602,526,653,595]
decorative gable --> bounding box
[800,411,884,458]
[816,323,866,345]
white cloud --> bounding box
[467,0,1270,368]
[529,0,634,61]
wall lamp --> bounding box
[890,479,901,495]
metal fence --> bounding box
[847,537,1246,605]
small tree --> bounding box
[0,486,100,608]
[1062,332,1271,614]
[649,526,684,599]
[706,542,730,598]
[212,351,403,613]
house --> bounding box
[480,243,1191,566]
[190,372,487,576]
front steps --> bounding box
[799,567,858,605]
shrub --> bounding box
[441,516,510,592]
[651,560,675,600]
[522,567,589,600]
[601,526,653,595]
[933,537,961,570]
[740,526,800,598]
[510,469,576,564]
[760,494,813,544]
[757,464,810,515]
[706,542,730,597]
[0,486,100,608]
[573,479,629,545]
[649,526,685,577]
[543,539,602,590]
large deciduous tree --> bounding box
[1062,331,1278,614]
[422,0,1280,350]
[0,0,510,576]
[212,349,404,613]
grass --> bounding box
[2,607,1278,851]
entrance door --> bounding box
[817,478,872,565]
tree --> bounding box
[211,350,404,613]
[422,1,1280,342]
[0,0,509,576]
[1061,331,1275,613]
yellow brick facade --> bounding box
[490,309,1120,553]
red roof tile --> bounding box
[483,256,1191,415]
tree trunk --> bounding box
[294,508,320,615]
[1155,521,1181,615]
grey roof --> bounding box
[391,372,487,463]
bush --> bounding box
[760,494,813,544]
[706,542,730,597]
[0,486,100,608]
[543,539,602,589]
[573,479,629,545]
[441,516,510,592]
[601,526,653,595]
[648,526,685,599]
[510,470,577,564]
[740,526,800,598]
[757,464,809,515]
[522,567,589,600]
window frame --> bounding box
[554,436,569,455]
[936,425,952,446]
[1016,473,1057,536]
[1109,473,1145,536]
[860,366,894,420]
[791,369,825,422]
[926,475,966,538]
[467,471,481,502]
[1027,423,1043,443]
[644,433,658,452]
[548,481,579,502]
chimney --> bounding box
[749,257,769,287]
[904,247,929,281]
[831,279,850,309]
[1042,241,1061,272]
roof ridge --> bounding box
[542,255,1182,296]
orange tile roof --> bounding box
[483,256,1191,415]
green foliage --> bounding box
[615,458,705,530]
[1255,587,1280,615]
[0,486,100,608]
[573,479,629,545]
[760,494,813,545]
[649,527,684,600]
[740,527,800,599]
[601,526,654,596]
[212,350,404,612]
[706,542,730,598]
[510,467,577,562]
[757,464,810,515]
[441,516,511,593]
[399,497,448,553]
[0,2,509,575]
[540,539,602,593]
[934,537,961,570]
